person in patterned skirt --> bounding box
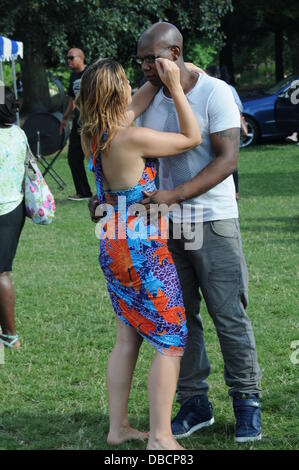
[79,58,201,449]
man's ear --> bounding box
[170,46,181,61]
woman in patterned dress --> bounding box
[79,58,201,450]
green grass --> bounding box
[0,143,298,450]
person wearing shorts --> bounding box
[0,87,27,349]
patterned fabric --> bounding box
[93,153,187,356]
[24,150,56,225]
[0,125,26,216]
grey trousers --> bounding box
[168,218,262,404]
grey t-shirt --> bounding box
[138,73,240,222]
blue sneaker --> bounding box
[171,395,214,439]
[233,393,262,443]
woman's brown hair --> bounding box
[79,58,129,158]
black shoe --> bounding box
[171,395,214,439]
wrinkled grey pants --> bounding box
[168,219,262,404]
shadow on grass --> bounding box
[0,411,107,450]
[0,412,243,451]
[241,142,292,153]
[242,215,299,234]
[0,412,152,450]
[240,172,299,197]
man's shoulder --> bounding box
[197,74,231,97]
[70,68,85,81]
[138,89,164,119]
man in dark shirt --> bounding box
[60,48,92,200]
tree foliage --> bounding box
[0,0,233,111]
[220,0,299,83]
[0,1,232,88]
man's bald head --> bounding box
[138,22,183,52]
[137,22,185,87]
[68,48,85,61]
[67,48,85,72]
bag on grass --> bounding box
[24,140,56,224]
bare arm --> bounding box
[128,59,201,158]
[173,128,240,201]
[59,98,75,134]
[142,128,239,206]
[125,81,160,126]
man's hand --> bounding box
[59,117,67,135]
[142,189,180,212]
[88,195,101,223]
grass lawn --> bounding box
[0,143,298,450]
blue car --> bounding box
[240,75,299,147]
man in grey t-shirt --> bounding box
[138,23,262,443]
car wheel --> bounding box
[240,116,259,148]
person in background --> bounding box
[16,72,23,98]
[59,48,92,201]
[286,131,299,145]
[0,88,27,350]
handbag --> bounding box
[24,139,56,224]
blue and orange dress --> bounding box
[91,148,187,357]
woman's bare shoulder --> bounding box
[113,126,148,147]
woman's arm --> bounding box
[125,81,160,126]
[127,58,201,158]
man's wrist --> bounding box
[173,185,186,203]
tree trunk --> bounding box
[219,34,235,85]
[21,41,51,114]
[274,28,284,82]
[287,30,299,74]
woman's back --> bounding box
[100,127,146,191]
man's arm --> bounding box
[141,127,240,207]
[175,127,239,201]
[59,98,75,135]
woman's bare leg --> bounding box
[0,272,20,349]
[106,316,148,445]
[147,351,184,450]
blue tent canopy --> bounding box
[0,36,24,124]
[0,36,23,62]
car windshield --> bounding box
[264,75,297,95]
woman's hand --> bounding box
[155,58,181,92]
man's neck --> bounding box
[163,65,199,98]
[74,64,86,74]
